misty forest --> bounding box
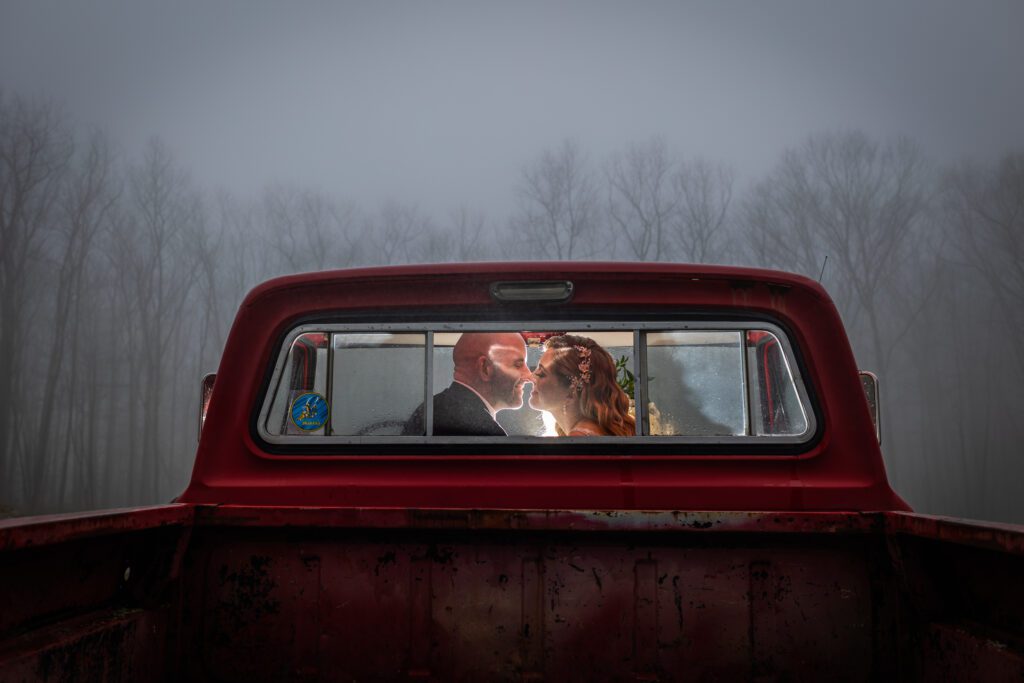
[1,92,1022,523]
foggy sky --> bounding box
[2,0,1022,219]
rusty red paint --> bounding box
[193,505,886,535]
[884,511,1024,556]
[0,504,193,552]
[1,505,1021,681]
[179,514,888,680]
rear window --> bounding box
[257,322,813,448]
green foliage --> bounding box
[615,355,635,397]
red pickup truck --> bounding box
[1,263,1022,682]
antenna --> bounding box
[818,255,829,283]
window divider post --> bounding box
[634,330,648,436]
[424,331,434,436]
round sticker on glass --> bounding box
[290,392,329,431]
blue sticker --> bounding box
[290,392,329,431]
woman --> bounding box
[529,334,636,436]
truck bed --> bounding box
[2,506,1022,682]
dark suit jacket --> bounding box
[402,382,507,436]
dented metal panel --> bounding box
[180,512,887,681]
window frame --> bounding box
[255,320,817,450]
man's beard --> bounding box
[492,369,524,410]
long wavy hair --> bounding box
[544,335,636,437]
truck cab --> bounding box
[185,262,904,511]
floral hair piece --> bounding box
[569,344,592,396]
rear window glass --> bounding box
[259,323,813,447]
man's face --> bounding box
[486,338,531,410]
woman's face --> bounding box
[529,348,571,413]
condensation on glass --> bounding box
[331,333,425,436]
[264,333,424,437]
[260,324,811,444]
[644,330,807,437]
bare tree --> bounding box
[742,172,824,279]
[112,138,201,502]
[906,260,1010,517]
[261,185,360,274]
[219,192,272,293]
[26,132,117,508]
[672,158,734,263]
[513,139,600,259]
[942,153,1024,373]
[605,138,676,261]
[363,200,433,265]
[739,131,928,380]
[0,95,73,505]
[68,259,111,510]
[448,205,490,261]
[892,153,1024,517]
[414,207,492,264]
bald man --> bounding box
[402,332,532,436]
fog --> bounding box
[1,1,1022,521]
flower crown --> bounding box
[568,344,592,396]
